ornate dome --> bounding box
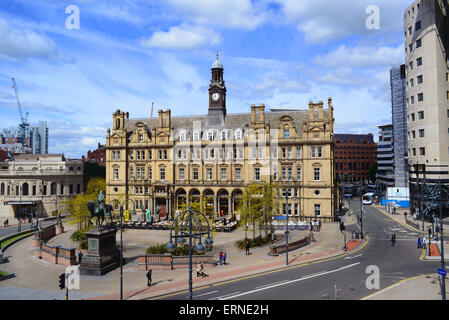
[212,53,223,69]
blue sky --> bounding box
[0,0,411,158]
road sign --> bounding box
[438,268,447,276]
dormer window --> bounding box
[207,130,214,141]
[221,130,227,141]
[283,128,290,138]
[180,131,187,142]
[235,129,242,140]
[193,130,200,141]
[138,134,143,142]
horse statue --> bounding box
[86,191,114,227]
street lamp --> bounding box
[277,187,297,266]
[110,198,137,301]
[359,179,364,239]
[166,203,213,300]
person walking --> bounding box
[428,226,432,238]
[417,236,422,249]
[352,230,356,240]
[317,220,321,231]
[245,240,250,255]
[391,233,397,246]
[223,252,227,265]
[78,251,83,264]
[219,252,223,265]
[146,269,152,286]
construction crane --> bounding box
[11,77,30,146]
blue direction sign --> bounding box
[438,268,446,276]
[274,216,287,220]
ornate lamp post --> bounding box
[166,203,213,300]
[277,187,297,266]
[109,198,137,301]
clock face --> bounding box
[212,92,220,101]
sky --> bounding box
[0,0,412,158]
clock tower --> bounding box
[208,54,227,125]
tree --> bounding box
[238,183,264,240]
[67,177,106,230]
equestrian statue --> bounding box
[86,191,114,227]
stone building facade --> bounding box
[105,57,338,221]
[0,154,84,219]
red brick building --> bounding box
[0,149,8,162]
[82,143,105,167]
[334,134,377,182]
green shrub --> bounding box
[71,228,91,250]
[146,243,200,256]
[235,233,275,250]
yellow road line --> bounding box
[360,273,435,300]
[151,236,370,300]
[375,207,419,232]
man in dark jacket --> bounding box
[245,240,250,255]
[146,269,152,287]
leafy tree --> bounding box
[238,183,264,240]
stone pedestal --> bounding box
[79,226,120,276]
[56,224,64,235]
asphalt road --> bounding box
[156,203,441,300]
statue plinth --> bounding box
[79,226,119,276]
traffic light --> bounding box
[59,273,65,290]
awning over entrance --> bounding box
[3,200,41,205]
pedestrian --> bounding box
[219,251,223,265]
[146,269,152,286]
[318,220,321,231]
[428,226,432,238]
[196,263,203,277]
[391,233,397,246]
[404,212,408,220]
[78,251,83,264]
[422,235,427,249]
[223,252,227,265]
[309,221,313,231]
[417,236,422,249]
[5,219,8,227]
[352,230,355,240]
[245,240,250,255]
[197,262,208,277]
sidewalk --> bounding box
[0,215,365,300]
[362,273,448,300]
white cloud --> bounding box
[142,24,221,50]
[165,0,267,30]
[0,18,73,62]
[273,0,410,43]
[313,45,404,69]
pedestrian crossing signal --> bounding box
[59,273,65,290]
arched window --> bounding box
[51,182,57,195]
[22,183,29,196]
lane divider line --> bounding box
[219,262,361,300]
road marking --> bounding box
[218,262,361,300]
[209,291,240,300]
[360,273,435,300]
[151,236,370,300]
[344,254,362,260]
[255,280,290,289]
[193,290,218,298]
